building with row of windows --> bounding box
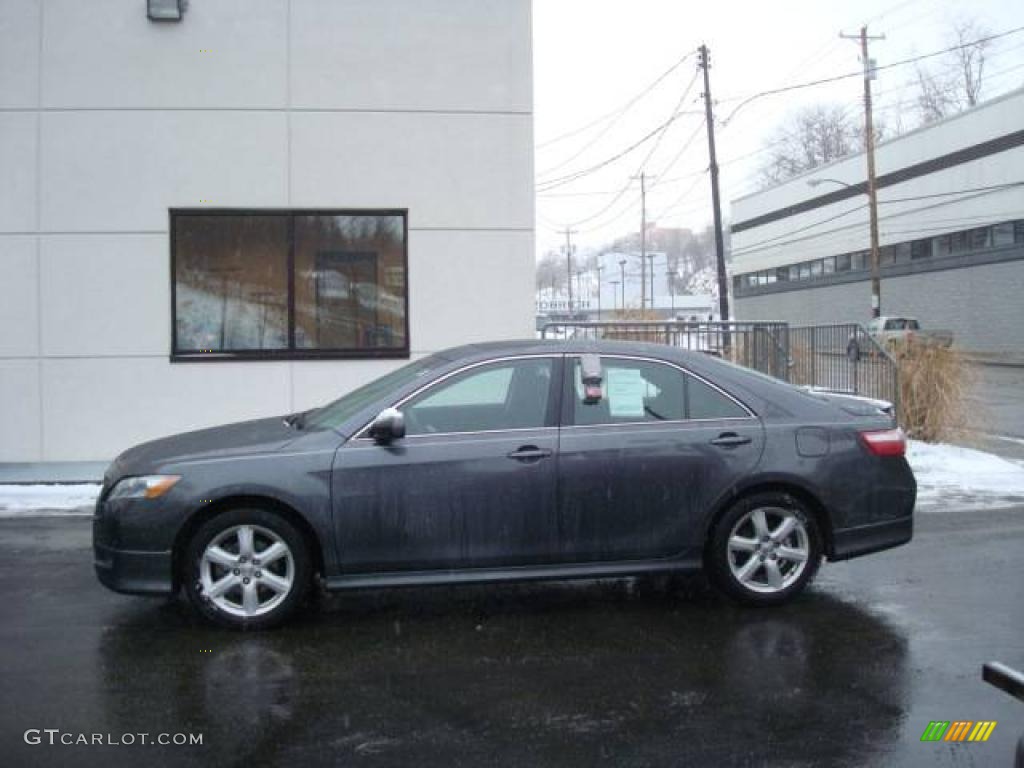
[729,86,1024,357]
[0,0,534,462]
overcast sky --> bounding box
[532,0,1024,259]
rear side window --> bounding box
[567,357,748,425]
[687,375,749,419]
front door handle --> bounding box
[507,445,553,462]
[710,432,752,448]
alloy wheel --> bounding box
[726,507,810,594]
[198,524,295,618]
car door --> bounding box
[556,355,765,563]
[332,355,563,573]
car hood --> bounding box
[111,416,301,477]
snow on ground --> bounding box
[907,440,1024,511]
[0,484,100,517]
[1,440,1024,516]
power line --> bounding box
[717,24,1024,127]
[535,51,696,150]
[535,107,700,192]
[557,72,703,229]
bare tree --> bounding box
[914,18,991,124]
[757,104,878,186]
[535,251,567,295]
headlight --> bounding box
[108,475,181,500]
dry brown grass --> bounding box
[787,341,813,386]
[894,341,973,443]
[603,308,670,343]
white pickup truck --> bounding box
[847,316,954,361]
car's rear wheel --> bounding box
[707,493,822,606]
[183,508,312,629]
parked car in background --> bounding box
[94,340,916,629]
[848,316,954,361]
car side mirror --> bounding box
[369,408,405,444]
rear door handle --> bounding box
[710,432,752,448]
[507,445,553,462]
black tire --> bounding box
[183,507,312,630]
[706,492,822,607]
[847,340,860,362]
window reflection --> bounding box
[173,212,408,358]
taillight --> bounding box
[859,428,906,457]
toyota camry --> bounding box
[94,340,915,629]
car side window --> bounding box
[686,374,749,419]
[402,358,554,435]
[568,357,747,425]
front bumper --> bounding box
[92,480,177,596]
[94,541,174,595]
[830,515,913,561]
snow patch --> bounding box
[907,440,1024,511]
[0,484,101,517]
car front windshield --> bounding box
[304,356,442,432]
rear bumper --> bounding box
[830,515,913,561]
[94,542,174,596]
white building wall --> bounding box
[731,88,1024,274]
[0,0,535,461]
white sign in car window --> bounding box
[606,368,647,418]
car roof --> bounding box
[435,338,707,363]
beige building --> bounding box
[0,0,536,461]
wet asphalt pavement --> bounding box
[1,510,1022,768]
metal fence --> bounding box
[786,324,899,409]
[539,321,790,379]
[539,320,900,411]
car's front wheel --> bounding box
[707,493,822,606]
[183,508,312,629]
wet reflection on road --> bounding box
[95,580,908,766]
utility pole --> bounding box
[630,172,650,312]
[698,44,730,324]
[841,26,885,319]
[595,263,604,320]
[561,227,578,315]
[666,270,675,314]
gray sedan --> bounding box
[94,340,915,628]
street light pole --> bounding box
[647,253,656,313]
[610,280,620,312]
[618,259,627,313]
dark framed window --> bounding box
[835,253,852,272]
[911,238,932,259]
[171,209,409,361]
[993,223,1014,247]
[968,226,991,250]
